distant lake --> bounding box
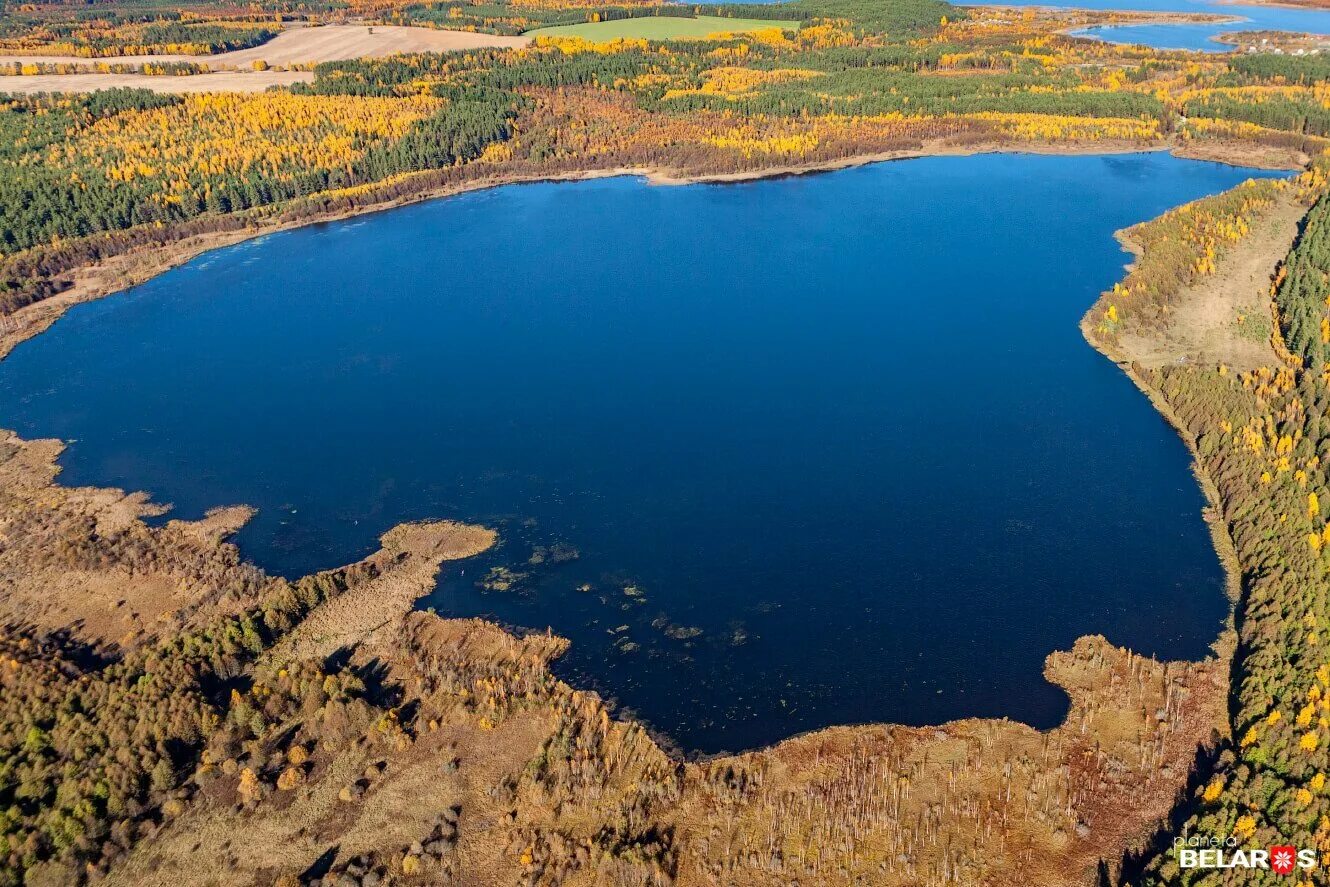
[0,153,1282,753]
[735,0,1330,51]
[975,0,1330,51]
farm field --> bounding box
[0,24,529,69]
[525,15,799,40]
[0,70,312,93]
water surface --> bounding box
[0,153,1275,752]
[980,0,1330,51]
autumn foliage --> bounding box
[4,1,1330,884]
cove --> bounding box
[0,152,1282,754]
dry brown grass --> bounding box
[667,635,1226,886]
[0,431,266,647]
[271,521,496,662]
[97,612,1221,887]
[1114,190,1307,371]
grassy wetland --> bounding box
[2,0,1330,884]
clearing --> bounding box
[526,15,799,40]
[1113,192,1309,372]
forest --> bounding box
[1,0,1330,883]
[1082,152,1330,884]
[0,17,278,57]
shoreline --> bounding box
[1071,182,1318,883]
[0,135,1285,883]
[1080,187,1312,619]
[0,144,1293,730]
[1215,0,1330,11]
[0,135,1293,739]
[1080,300,1246,619]
[1054,10,1245,45]
[0,135,1303,362]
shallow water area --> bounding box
[0,152,1282,753]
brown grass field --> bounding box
[0,24,530,93]
[0,24,530,68]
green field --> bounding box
[525,14,799,40]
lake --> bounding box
[0,152,1279,753]
[978,0,1330,52]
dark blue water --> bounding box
[0,153,1274,753]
